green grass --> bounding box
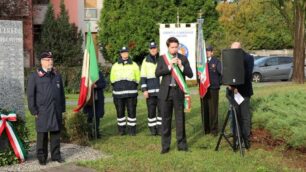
[25,83,306,171]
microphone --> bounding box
[173,54,178,66]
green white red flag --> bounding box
[74,25,99,112]
[196,18,210,98]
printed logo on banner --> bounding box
[178,43,189,58]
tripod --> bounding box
[215,88,245,156]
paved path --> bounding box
[40,163,96,172]
[0,143,107,172]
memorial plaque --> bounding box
[0,20,24,150]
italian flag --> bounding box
[196,26,210,98]
[74,28,99,112]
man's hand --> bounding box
[170,58,178,66]
[177,58,183,68]
[35,115,38,119]
[143,91,149,99]
[228,86,238,94]
[233,88,238,94]
[93,84,97,88]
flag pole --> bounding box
[197,11,205,133]
[92,87,97,139]
[88,22,98,139]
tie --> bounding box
[170,56,177,86]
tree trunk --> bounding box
[292,1,306,84]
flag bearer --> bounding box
[201,45,222,136]
[110,46,140,136]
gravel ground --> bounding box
[0,143,107,172]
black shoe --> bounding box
[160,148,170,154]
[38,159,46,165]
[129,127,136,136]
[244,140,251,149]
[119,131,126,136]
[118,126,126,136]
[149,127,158,136]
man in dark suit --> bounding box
[156,37,193,154]
[230,42,254,149]
[201,45,222,136]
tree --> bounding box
[35,3,58,61]
[271,0,305,84]
[55,0,83,66]
[210,0,292,52]
[98,0,219,63]
[177,0,219,41]
[35,0,83,66]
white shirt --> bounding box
[207,57,212,62]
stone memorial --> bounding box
[0,20,25,150]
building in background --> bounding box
[32,0,105,67]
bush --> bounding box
[0,109,30,166]
[252,90,306,148]
[61,111,89,146]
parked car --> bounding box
[252,56,293,82]
[253,55,266,61]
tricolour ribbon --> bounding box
[162,52,191,112]
[0,113,27,162]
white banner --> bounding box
[159,24,197,80]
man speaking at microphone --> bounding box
[156,37,193,154]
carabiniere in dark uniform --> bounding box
[27,52,65,165]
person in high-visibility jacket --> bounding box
[110,46,140,136]
[140,42,161,135]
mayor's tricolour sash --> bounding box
[162,52,191,112]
